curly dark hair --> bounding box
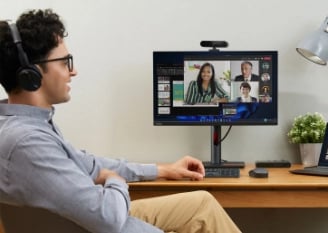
[0,9,67,93]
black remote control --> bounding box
[255,160,291,168]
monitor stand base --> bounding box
[203,161,245,168]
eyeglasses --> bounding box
[33,54,73,72]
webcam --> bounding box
[200,41,229,50]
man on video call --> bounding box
[234,61,260,82]
[0,9,241,233]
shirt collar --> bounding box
[241,96,251,102]
[0,99,55,122]
[245,75,251,81]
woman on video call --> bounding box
[184,62,229,105]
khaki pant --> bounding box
[130,190,241,233]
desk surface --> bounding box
[129,164,328,208]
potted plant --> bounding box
[287,112,326,167]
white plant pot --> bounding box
[299,143,322,167]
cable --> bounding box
[219,125,232,143]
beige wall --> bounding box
[1,0,328,232]
[1,0,328,164]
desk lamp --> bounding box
[296,17,328,65]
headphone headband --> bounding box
[8,23,21,43]
[8,22,42,91]
[9,23,30,67]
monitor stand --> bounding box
[203,125,245,169]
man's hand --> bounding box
[95,169,126,185]
[157,156,205,181]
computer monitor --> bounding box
[153,50,278,168]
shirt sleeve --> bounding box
[93,156,158,182]
[184,81,198,105]
[214,80,229,99]
[8,132,131,233]
[51,119,158,182]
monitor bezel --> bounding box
[153,50,278,126]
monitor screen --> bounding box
[153,50,278,126]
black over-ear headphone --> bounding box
[9,23,42,91]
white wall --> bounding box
[1,1,328,232]
[1,0,328,164]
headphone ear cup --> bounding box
[16,64,42,91]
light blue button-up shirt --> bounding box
[0,101,162,233]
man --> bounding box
[234,61,260,82]
[0,9,241,233]
[236,82,257,103]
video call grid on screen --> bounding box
[153,51,278,125]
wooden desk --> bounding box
[129,164,328,208]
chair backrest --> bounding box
[0,221,5,233]
[0,203,91,233]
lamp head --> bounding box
[296,17,328,65]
